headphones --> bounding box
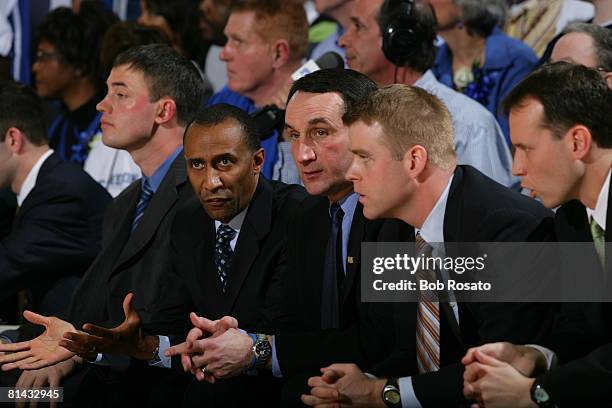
[381,0,422,65]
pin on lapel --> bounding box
[347,256,354,264]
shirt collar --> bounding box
[17,149,54,206]
[416,174,454,243]
[330,191,359,218]
[214,205,249,233]
[586,169,610,230]
[143,147,182,193]
[414,69,439,91]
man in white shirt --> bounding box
[0,80,111,317]
[462,62,612,407]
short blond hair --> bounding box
[231,0,308,63]
[348,84,456,170]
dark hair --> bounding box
[287,68,378,124]
[101,21,171,76]
[142,0,206,61]
[113,44,205,126]
[376,1,438,73]
[503,61,612,148]
[186,104,261,152]
[0,80,48,145]
[455,0,507,37]
[562,23,612,72]
[37,1,118,88]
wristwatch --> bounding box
[252,334,272,370]
[530,379,556,408]
[381,377,402,407]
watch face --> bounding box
[255,340,271,358]
[534,387,550,403]
[385,390,401,405]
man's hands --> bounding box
[462,343,546,408]
[302,363,386,408]
[59,293,156,360]
[15,356,82,408]
[166,313,249,383]
[0,311,76,371]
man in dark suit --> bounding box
[0,44,205,405]
[165,69,408,405]
[461,64,612,407]
[301,84,554,407]
[58,103,308,406]
[0,80,111,319]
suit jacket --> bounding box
[0,152,111,313]
[538,174,612,407]
[68,153,193,330]
[274,195,411,377]
[146,177,308,338]
[375,166,556,407]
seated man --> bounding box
[0,44,205,406]
[209,0,309,180]
[462,63,612,407]
[59,103,308,406]
[301,84,555,407]
[0,80,111,318]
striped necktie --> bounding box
[131,179,154,233]
[415,233,440,373]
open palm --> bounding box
[0,311,77,371]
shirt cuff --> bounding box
[398,376,423,408]
[526,344,557,370]
[271,335,283,378]
[149,335,171,368]
[90,353,107,365]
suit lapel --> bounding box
[223,179,273,313]
[303,197,331,319]
[193,214,222,312]
[343,203,366,303]
[113,155,186,273]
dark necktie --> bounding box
[321,203,345,329]
[415,233,440,373]
[215,224,236,293]
[131,179,153,232]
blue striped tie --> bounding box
[132,179,154,232]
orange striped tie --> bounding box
[415,233,440,373]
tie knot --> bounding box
[330,203,344,225]
[141,179,154,199]
[216,224,236,244]
[591,217,605,240]
[415,232,433,257]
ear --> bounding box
[402,145,428,179]
[252,147,265,175]
[271,40,290,69]
[603,72,612,89]
[4,127,25,154]
[568,125,592,160]
[155,99,177,125]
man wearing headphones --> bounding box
[339,0,517,189]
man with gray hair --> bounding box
[550,22,612,87]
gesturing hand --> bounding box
[59,293,155,360]
[0,311,76,371]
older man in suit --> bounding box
[461,63,612,407]
[0,80,110,318]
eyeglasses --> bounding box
[34,50,60,62]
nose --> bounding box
[338,26,351,49]
[204,169,223,191]
[220,43,231,61]
[96,94,110,113]
[511,150,526,177]
[293,140,316,165]
[346,156,360,182]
